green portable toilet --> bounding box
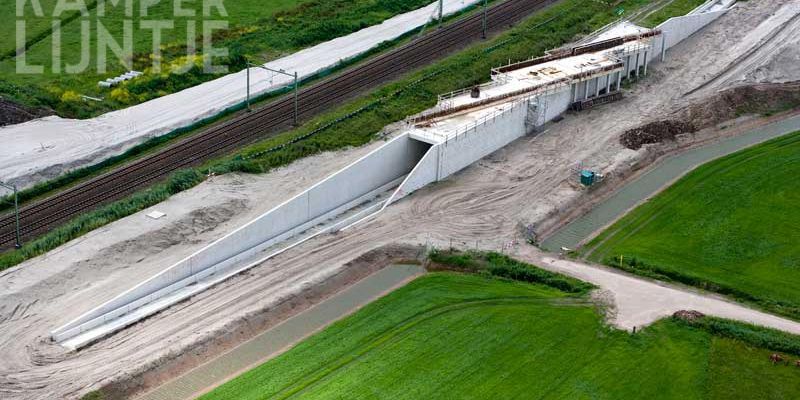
[580,170,595,186]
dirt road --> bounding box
[1,1,799,398]
[514,247,800,334]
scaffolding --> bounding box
[525,82,560,134]
[410,29,659,129]
[493,29,661,75]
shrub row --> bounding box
[430,249,595,294]
[0,169,204,271]
[675,315,800,357]
[608,255,800,321]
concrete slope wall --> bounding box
[652,9,729,57]
[53,134,430,343]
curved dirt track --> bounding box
[1,1,799,399]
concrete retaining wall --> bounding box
[53,134,430,343]
[392,88,574,199]
[692,0,736,14]
[536,88,572,126]
[439,105,528,178]
[387,143,442,204]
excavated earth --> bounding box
[621,81,800,149]
[0,100,49,127]
[1,1,799,399]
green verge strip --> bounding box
[0,0,655,270]
[429,249,595,294]
[0,169,204,269]
[675,315,800,357]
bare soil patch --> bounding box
[0,99,50,127]
[621,82,800,149]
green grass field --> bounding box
[585,132,800,320]
[199,266,800,400]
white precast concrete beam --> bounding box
[584,80,590,99]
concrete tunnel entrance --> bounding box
[51,133,434,348]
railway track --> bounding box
[0,0,557,248]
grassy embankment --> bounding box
[193,251,800,400]
[585,132,800,320]
[2,0,440,117]
[0,0,661,270]
[640,0,708,27]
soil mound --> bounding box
[621,82,800,149]
[0,98,50,127]
[673,310,706,322]
[621,120,696,150]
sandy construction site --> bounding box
[1,1,800,398]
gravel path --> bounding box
[515,247,800,335]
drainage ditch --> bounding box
[541,114,800,252]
